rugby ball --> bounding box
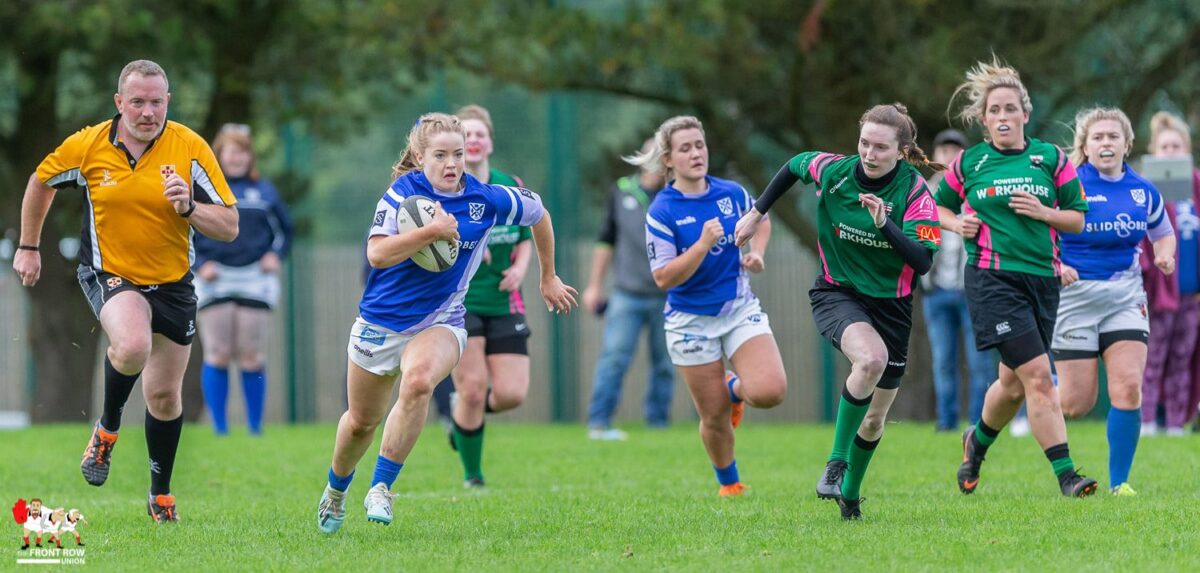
[395,195,458,272]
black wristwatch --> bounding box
[180,200,196,218]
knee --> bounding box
[490,385,526,410]
[109,336,151,372]
[399,365,438,397]
[1109,377,1143,410]
[1060,397,1093,419]
[204,350,232,368]
[854,352,888,380]
[743,373,787,408]
[1023,375,1056,405]
[345,409,380,437]
[456,380,487,411]
[236,348,265,371]
[144,387,181,414]
[860,411,887,437]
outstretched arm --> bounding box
[530,212,578,314]
[735,163,796,246]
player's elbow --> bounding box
[1064,213,1085,234]
[651,269,673,290]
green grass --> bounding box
[2,421,1198,571]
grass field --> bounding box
[2,420,1198,571]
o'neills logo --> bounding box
[834,223,890,248]
[976,176,1051,200]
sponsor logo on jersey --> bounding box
[976,177,1051,200]
[99,169,116,187]
[1086,194,1108,203]
[747,314,763,324]
[717,197,734,216]
[106,277,123,290]
[1084,213,1145,238]
[917,224,942,245]
[647,242,657,260]
[517,187,536,200]
[887,360,906,368]
[995,321,1011,335]
[358,326,386,346]
[353,344,374,358]
[186,320,196,337]
[675,216,697,225]
[374,210,387,226]
[469,202,486,221]
[834,223,890,248]
[1130,188,1146,205]
[514,323,527,332]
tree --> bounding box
[0,0,424,421]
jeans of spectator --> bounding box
[1144,297,1199,428]
[587,289,675,428]
[923,288,995,430]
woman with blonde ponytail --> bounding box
[935,58,1095,499]
[1052,107,1174,496]
[736,102,943,520]
[316,112,577,534]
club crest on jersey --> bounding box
[469,202,486,221]
[1029,154,1043,167]
[159,164,176,180]
[717,197,734,216]
[1131,188,1146,206]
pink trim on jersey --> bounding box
[809,153,840,183]
[975,222,997,269]
[1053,156,1079,189]
[817,243,838,285]
[896,264,915,297]
[944,151,967,200]
[1049,227,1061,276]
[509,290,526,315]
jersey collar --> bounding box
[108,114,165,164]
[988,137,1031,156]
[854,160,901,191]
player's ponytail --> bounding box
[625,115,705,178]
[1069,107,1135,167]
[391,113,465,179]
[1148,111,1192,155]
[860,103,946,172]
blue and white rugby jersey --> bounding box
[645,175,755,316]
[359,171,545,333]
[1060,162,1173,281]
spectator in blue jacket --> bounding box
[194,124,293,435]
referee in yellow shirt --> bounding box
[12,60,239,523]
